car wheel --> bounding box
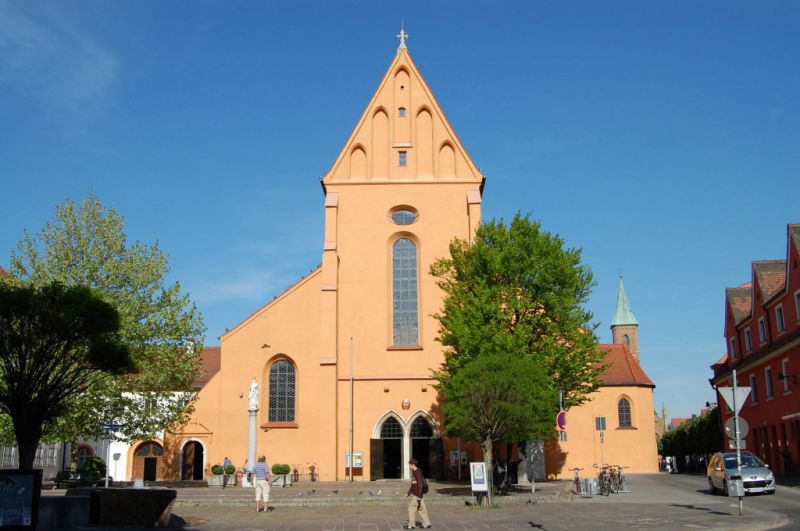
[708,478,716,494]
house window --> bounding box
[750,374,758,403]
[782,358,791,393]
[398,107,406,117]
[268,360,296,422]
[76,445,94,469]
[745,329,752,352]
[776,305,785,333]
[729,337,737,360]
[392,238,418,345]
[795,289,800,321]
[399,151,407,167]
[758,317,767,344]
[765,367,774,399]
[618,398,632,428]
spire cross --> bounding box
[396,27,408,49]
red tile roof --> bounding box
[753,260,786,303]
[194,346,221,388]
[726,284,752,324]
[597,343,655,387]
[671,418,689,429]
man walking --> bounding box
[405,458,431,529]
[252,455,271,512]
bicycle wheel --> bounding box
[610,479,619,494]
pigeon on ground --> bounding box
[377,489,382,496]
[368,490,374,496]
[464,500,472,506]
[332,489,339,494]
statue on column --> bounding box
[248,378,259,410]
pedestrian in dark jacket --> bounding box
[405,458,431,529]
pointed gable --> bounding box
[322,48,484,185]
[753,259,786,303]
[726,283,752,325]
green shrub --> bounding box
[271,463,290,475]
[211,464,224,475]
[79,456,106,477]
[224,464,236,474]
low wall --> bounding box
[39,496,91,529]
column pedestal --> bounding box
[246,407,258,487]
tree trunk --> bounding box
[482,436,494,506]
[12,410,43,470]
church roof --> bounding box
[597,343,654,388]
[611,275,638,326]
[321,43,484,186]
[194,346,221,388]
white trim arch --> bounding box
[179,438,207,480]
[372,410,406,438]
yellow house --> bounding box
[127,35,658,483]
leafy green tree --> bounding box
[437,352,558,505]
[0,282,134,469]
[431,213,605,410]
[7,194,205,443]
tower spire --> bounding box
[612,273,638,325]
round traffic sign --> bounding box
[724,417,749,439]
[556,410,567,431]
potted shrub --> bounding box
[208,464,225,487]
[271,463,292,487]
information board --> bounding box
[470,462,488,492]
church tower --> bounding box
[611,274,640,362]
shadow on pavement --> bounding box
[669,503,731,516]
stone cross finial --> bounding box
[396,26,408,50]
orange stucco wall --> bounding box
[546,385,659,478]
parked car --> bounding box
[707,451,775,495]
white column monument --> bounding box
[245,378,259,488]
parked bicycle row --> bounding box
[570,464,629,496]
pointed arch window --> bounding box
[622,334,630,346]
[269,360,296,422]
[393,237,418,345]
[410,417,433,438]
[618,398,632,428]
[380,417,403,438]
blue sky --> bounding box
[1,1,798,421]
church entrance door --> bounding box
[181,441,204,480]
[133,441,163,481]
[372,416,403,480]
[410,417,443,480]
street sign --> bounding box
[101,424,122,431]
[595,417,606,431]
[724,417,749,439]
[557,410,567,431]
[729,439,747,450]
[718,387,751,415]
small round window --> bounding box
[390,209,418,225]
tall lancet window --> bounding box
[393,237,418,345]
[269,360,296,422]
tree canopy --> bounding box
[0,282,134,469]
[7,194,205,443]
[437,351,558,504]
[430,213,605,410]
[661,407,722,468]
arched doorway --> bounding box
[181,441,204,480]
[133,442,163,481]
[410,416,443,480]
[371,416,404,480]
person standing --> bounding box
[252,456,271,512]
[405,459,431,529]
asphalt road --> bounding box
[167,473,800,530]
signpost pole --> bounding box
[732,369,743,516]
[349,337,354,483]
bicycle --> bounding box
[569,467,583,494]
[593,464,612,496]
[615,465,629,493]
[608,466,620,494]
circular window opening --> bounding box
[390,208,418,225]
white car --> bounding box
[707,451,776,495]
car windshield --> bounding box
[724,454,764,468]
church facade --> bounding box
[116,38,658,483]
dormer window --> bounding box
[398,107,406,117]
[729,337,737,360]
[758,317,767,344]
[745,329,752,352]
